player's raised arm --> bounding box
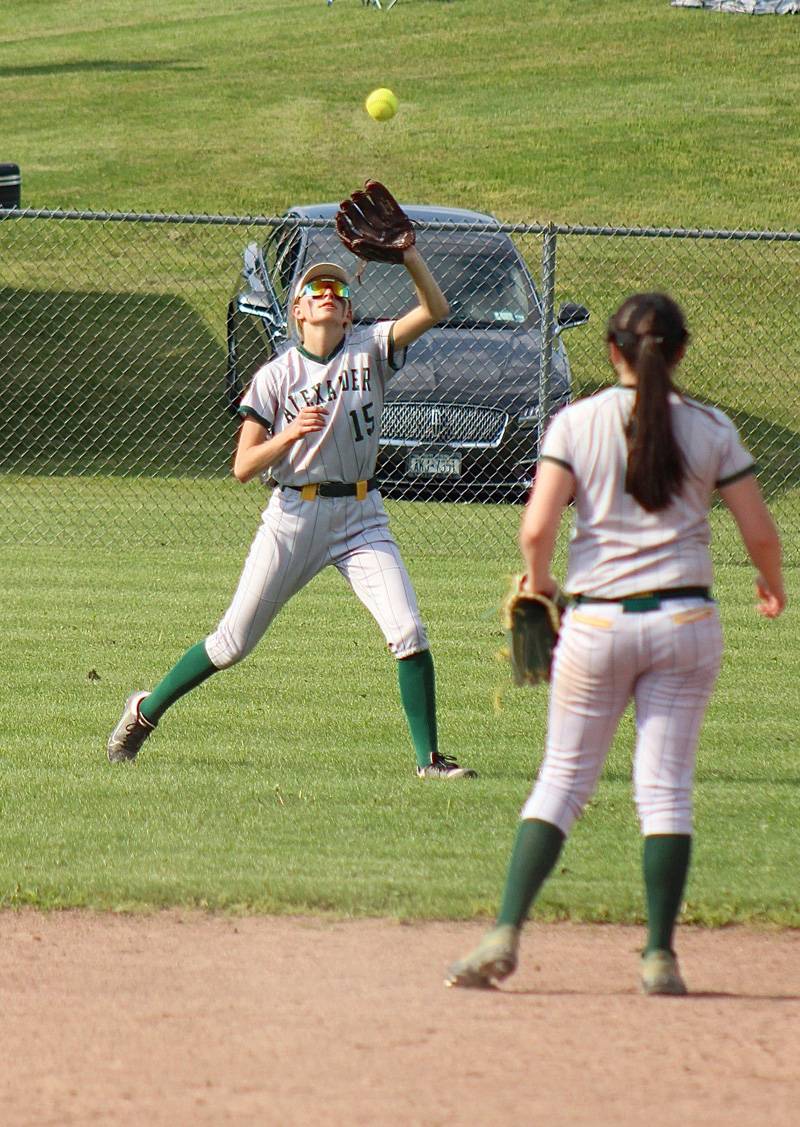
[392,246,450,349]
[335,179,449,349]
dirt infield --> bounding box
[1,912,797,1126]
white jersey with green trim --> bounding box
[540,387,755,597]
[239,321,404,486]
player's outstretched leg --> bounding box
[106,641,220,763]
[107,691,156,763]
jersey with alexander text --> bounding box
[540,387,755,597]
[238,321,404,486]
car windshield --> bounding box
[299,227,539,330]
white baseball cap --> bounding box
[290,261,352,339]
[293,261,350,300]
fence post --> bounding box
[538,223,558,434]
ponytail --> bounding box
[607,294,689,513]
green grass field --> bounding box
[1,2,798,925]
[2,0,798,228]
[2,502,798,924]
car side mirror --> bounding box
[555,302,590,335]
[237,293,287,338]
[261,308,288,340]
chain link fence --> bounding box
[1,208,798,561]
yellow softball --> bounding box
[365,88,398,122]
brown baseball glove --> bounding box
[502,577,566,687]
[335,180,416,264]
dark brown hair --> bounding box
[606,293,690,512]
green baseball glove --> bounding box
[502,577,566,687]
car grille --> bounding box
[380,402,508,449]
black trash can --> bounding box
[0,163,21,208]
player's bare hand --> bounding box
[524,571,559,599]
[755,575,786,618]
[288,405,328,440]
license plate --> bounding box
[407,453,462,477]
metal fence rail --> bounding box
[1,208,798,560]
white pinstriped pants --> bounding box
[521,599,723,836]
[205,488,428,668]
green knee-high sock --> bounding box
[496,818,566,928]
[397,650,438,769]
[138,641,219,725]
[643,834,692,955]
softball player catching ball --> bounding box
[447,292,785,994]
[107,244,476,780]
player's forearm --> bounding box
[233,430,295,483]
[519,461,573,592]
[520,527,559,593]
[741,523,784,599]
[519,502,560,589]
[720,476,785,600]
[404,247,449,322]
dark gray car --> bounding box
[226,202,589,501]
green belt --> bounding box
[572,586,712,613]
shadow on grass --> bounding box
[572,379,800,499]
[0,286,236,477]
[0,60,203,78]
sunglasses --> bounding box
[301,278,351,300]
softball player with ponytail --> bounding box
[107,239,476,780]
[447,292,785,994]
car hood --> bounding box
[385,325,561,409]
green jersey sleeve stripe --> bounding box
[539,454,573,473]
[717,463,757,488]
[388,324,407,372]
[238,404,272,429]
